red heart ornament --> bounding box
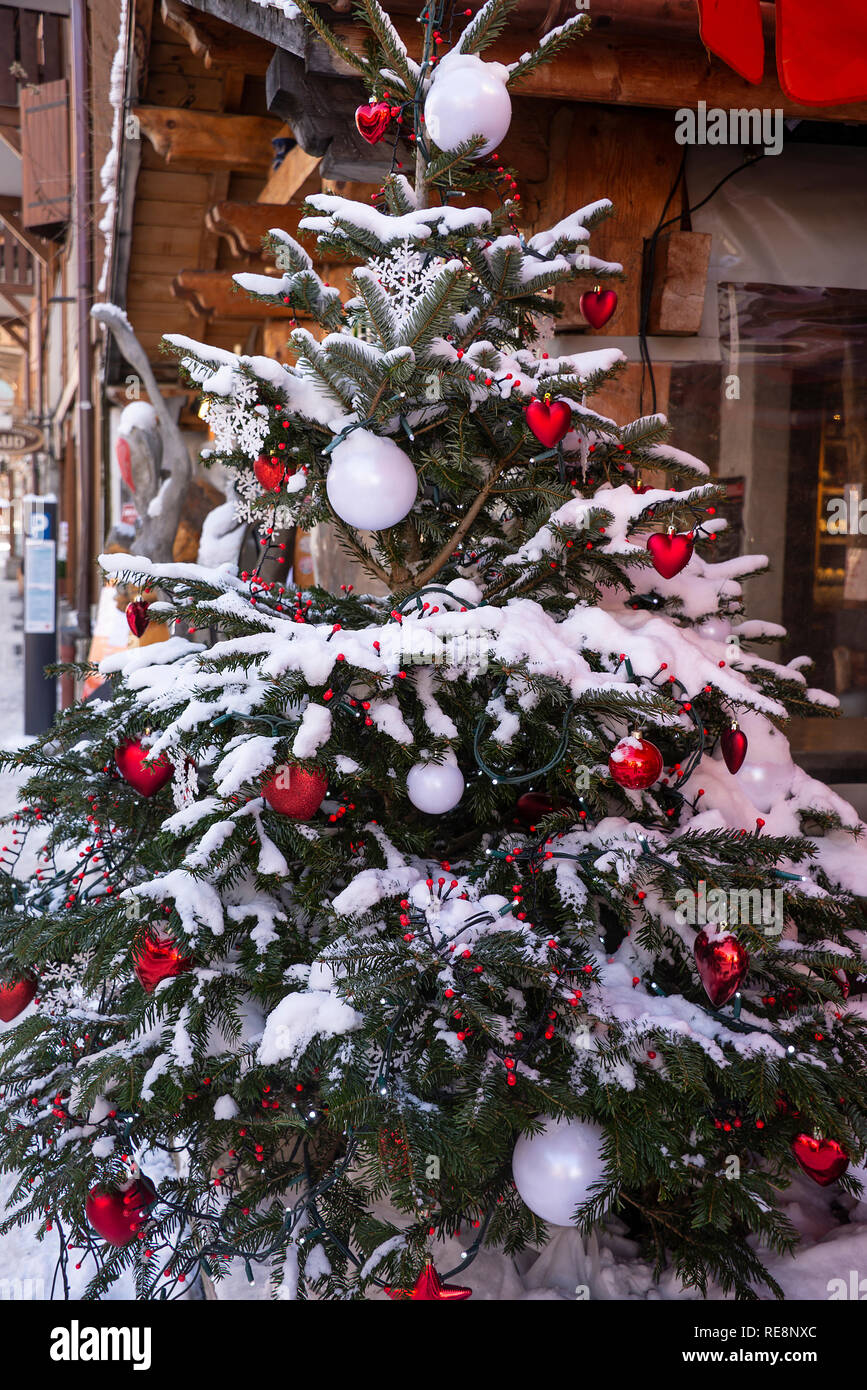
[525,398,572,449]
[253,455,286,493]
[262,765,329,820]
[115,740,174,797]
[791,1134,849,1187]
[720,725,748,774]
[355,102,392,144]
[133,936,194,994]
[608,736,663,790]
[86,1176,157,1246]
[647,531,694,579]
[125,599,151,638]
[0,976,36,1023]
[579,288,618,329]
[694,930,749,1007]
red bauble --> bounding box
[720,724,748,774]
[355,101,392,144]
[694,929,749,1007]
[0,975,36,1023]
[116,436,134,491]
[262,765,328,820]
[387,1263,472,1301]
[125,599,151,638]
[579,288,618,329]
[133,936,194,994]
[608,737,663,790]
[790,1134,849,1187]
[525,398,572,449]
[516,791,555,828]
[253,455,286,493]
[647,531,694,579]
[86,1176,157,1246]
[115,740,174,797]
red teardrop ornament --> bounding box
[262,765,328,820]
[720,725,748,774]
[524,398,572,449]
[516,791,555,828]
[116,435,135,491]
[114,740,174,797]
[579,288,618,329]
[355,102,392,144]
[647,531,694,579]
[0,975,37,1023]
[694,929,749,1007]
[608,737,663,790]
[790,1133,849,1187]
[125,599,151,638]
[86,1176,157,1246]
[133,936,194,994]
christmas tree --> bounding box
[0,0,865,1302]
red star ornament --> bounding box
[387,1263,472,1301]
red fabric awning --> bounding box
[696,0,867,105]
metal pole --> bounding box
[70,0,94,644]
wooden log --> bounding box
[647,231,713,336]
[172,268,299,318]
[132,106,285,170]
[206,200,350,261]
[160,0,275,73]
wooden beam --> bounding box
[172,268,298,319]
[160,0,275,74]
[257,145,322,204]
[205,200,350,263]
[2,322,25,348]
[318,14,867,122]
[0,198,49,266]
[133,106,286,170]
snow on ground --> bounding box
[0,571,863,1301]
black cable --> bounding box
[638,150,765,417]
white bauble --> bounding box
[406,760,465,814]
[513,1117,606,1226]
[735,759,793,813]
[698,617,733,641]
[326,428,417,531]
[423,52,511,157]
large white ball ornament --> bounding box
[698,617,733,642]
[326,428,417,531]
[734,759,793,813]
[423,53,512,157]
[406,760,465,814]
[512,1117,606,1226]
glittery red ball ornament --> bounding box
[262,765,328,820]
[115,740,174,796]
[253,455,286,492]
[791,1134,849,1187]
[133,936,194,994]
[608,736,663,790]
[515,791,555,828]
[355,101,392,144]
[125,599,151,638]
[387,1263,472,1300]
[86,1176,157,1246]
[647,530,694,579]
[720,724,748,774]
[694,929,749,1007]
[579,287,618,329]
[0,975,36,1023]
[524,398,571,449]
